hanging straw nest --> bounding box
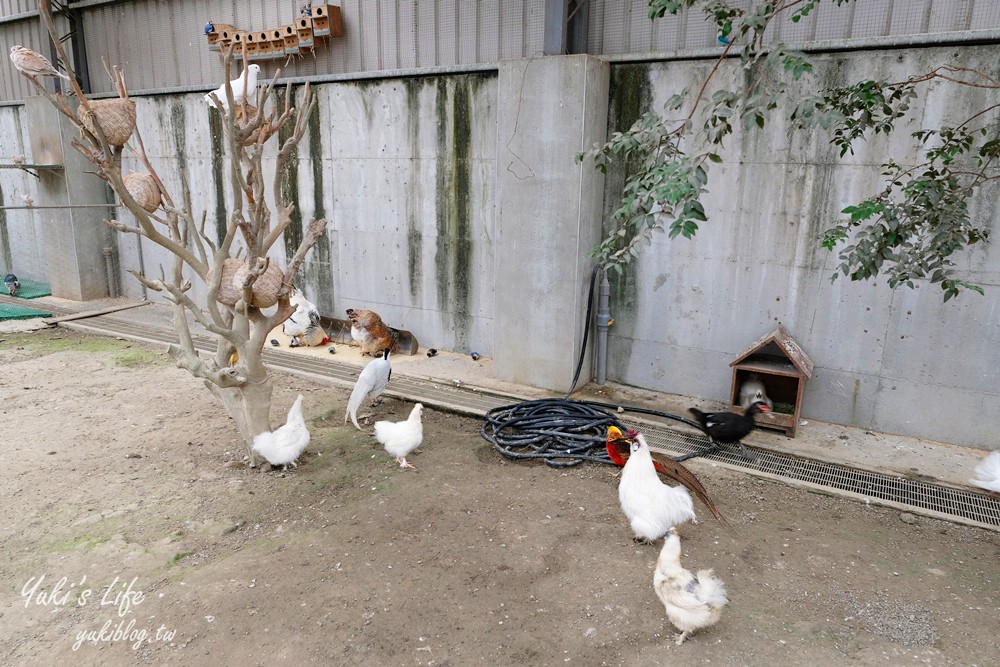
[214,258,284,309]
[76,98,136,148]
[123,172,160,213]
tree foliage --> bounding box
[580,0,995,300]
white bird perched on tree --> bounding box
[374,403,424,468]
[970,450,1000,493]
[618,429,696,542]
[9,45,70,81]
[345,349,391,430]
[205,64,260,110]
[252,394,310,469]
[654,527,729,645]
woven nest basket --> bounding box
[215,258,284,309]
[123,172,160,213]
[77,98,136,148]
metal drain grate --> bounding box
[638,426,1000,530]
[36,301,999,532]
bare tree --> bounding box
[21,1,328,465]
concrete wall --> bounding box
[115,72,498,356]
[5,43,999,447]
[601,45,1000,447]
[0,104,48,283]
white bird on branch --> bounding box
[205,64,260,110]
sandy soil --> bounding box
[0,327,997,667]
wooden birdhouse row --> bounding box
[205,5,343,61]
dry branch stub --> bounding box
[76,98,136,148]
[215,258,284,309]
[123,172,160,213]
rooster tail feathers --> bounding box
[650,452,727,524]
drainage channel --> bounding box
[30,305,1000,533]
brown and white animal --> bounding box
[9,45,70,81]
[374,403,424,468]
[618,429,696,542]
[251,394,310,470]
[654,528,728,645]
[283,287,329,347]
[346,308,396,356]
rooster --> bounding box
[654,527,729,645]
[374,403,424,468]
[738,373,773,410]
[346,308,397,356]
[970,450,1000,493]
[345,349,392,429]
[252,394,310,470]
[683,401,771,461]
[606,426,725,523]
[284,288,329,347]
[4,273,20,296]
[617,428,696,542]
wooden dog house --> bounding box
[729,324,813,437]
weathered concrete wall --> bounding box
[602,46,1000,447]
[116,73,498,355]
[494,55,609,391]
[0,105,47,283]
[7,44,999,447]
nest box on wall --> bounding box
[729,324,813,437]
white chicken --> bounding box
[374,403,424,468]
[205,64,260,110]
[252,394,310,470]
[619,430,696,542]
[345,349,392,429]
[654,528,729,645]
[970,450,1000,493]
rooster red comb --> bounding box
[624,428,640,440]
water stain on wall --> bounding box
[169,100,192,214]
[604,63,652,373]
[404,78,425,302]
[307,97,334,314]
[434,76,476,349]
[207,107,228,245]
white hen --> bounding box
[971,450,1000,493]
[252,394,309,469]
[345,349,392,429]
[619,432,696,542]
[738,372,773,409]
[654,528,729,645]
[205,64,260,110]
[374,403,424,468]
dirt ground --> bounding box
[0,327,997,667]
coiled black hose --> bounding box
[480,397,706,468]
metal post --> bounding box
[595,267,611,385]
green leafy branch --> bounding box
[579,0,828,275]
